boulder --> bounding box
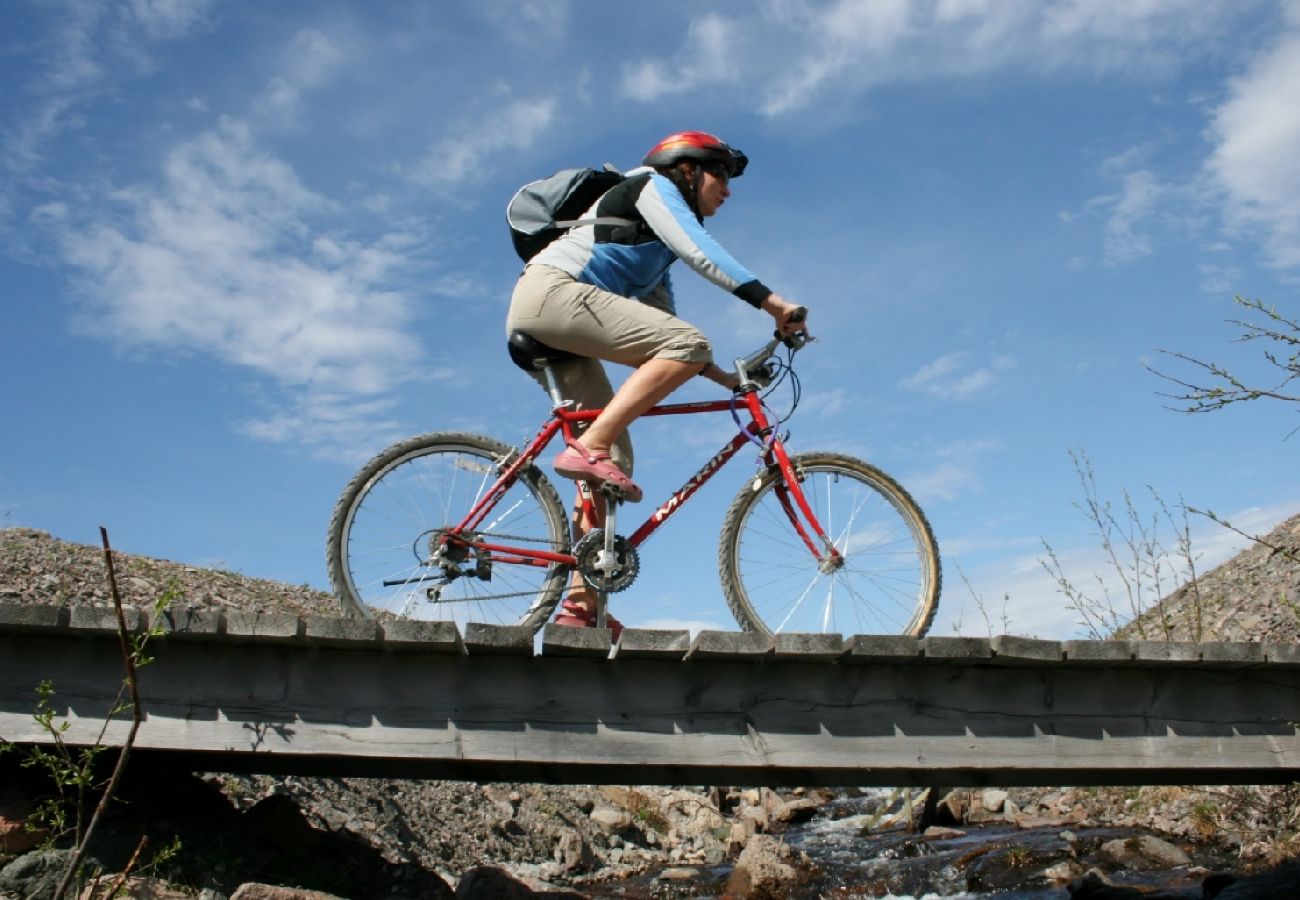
[454,866,535,900]
[589,805,632,835]
[1098,834,1191,871]
[230,885,346,900]
[724,834,815,898]
[1205,859,1300,899]
[1066,868,1187,898]
[0,849,92,900]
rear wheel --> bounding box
[327,432,570,631]
[718,452,941,636]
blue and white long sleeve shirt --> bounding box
[529,167,772,313]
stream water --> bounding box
[594,789,1222,899]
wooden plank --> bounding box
[1063,640,1132,663]
[541,623,612,658]
[1264,642,1300,666]
[4,629,1298,787]
[839,634,920,663]
[610,628,689,660]
[4,609,1300,788]
[992,635,1063,663]
[304,615,381,647]
[773,633,843,662]
[150,606,224,639]
[0,603,67,632]
[687,630,771,660]
[923,636,994,662]
[69,604,140,635]
[463,622,533,656]
[224,611,303,642]
[1130,641,1203,664]
[380,620,464,654]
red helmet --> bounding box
[642,131,748,178]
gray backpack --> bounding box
[507,164,632,261]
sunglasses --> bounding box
[700,162,731,184]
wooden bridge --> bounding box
[1,602,1298,787]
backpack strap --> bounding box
[552,216,636,228]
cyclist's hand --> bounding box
[762,293,809,339]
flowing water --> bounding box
[594,789,1217,899]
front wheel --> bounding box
[326,432,570,631]
[718,452,941,636]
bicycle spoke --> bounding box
[328,434,568,631]
[721,453,940,636]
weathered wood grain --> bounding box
[2,603,1298,787]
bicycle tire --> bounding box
[326,431,570,631]
[718,452,941,636]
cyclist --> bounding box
[506,130,808,633]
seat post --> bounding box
[539,365,568,409]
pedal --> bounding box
[598,482,626,503]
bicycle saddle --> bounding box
[507,331,581,373]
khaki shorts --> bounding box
[506,265,714,476]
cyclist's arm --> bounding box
[636,173,772,308]
[699,363,740,391]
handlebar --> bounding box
[733,305,813,389]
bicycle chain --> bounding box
[444,530,568,548]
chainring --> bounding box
[572,529,639,592]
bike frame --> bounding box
[448,386,842,573]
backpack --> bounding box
[506,164,632,261]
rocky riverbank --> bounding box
[2,524,1298,898]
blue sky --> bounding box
[3,0,1298,638]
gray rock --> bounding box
[1099,834,1191,871]
[725,834,815,897]
[0,849,98,900]
[589,805,632,834]
[230,884,346,900]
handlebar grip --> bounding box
[775,306,809,347]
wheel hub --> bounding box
[818,549,845,575]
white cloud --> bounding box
[903,437,1000,504]
[477,0,571,46]
[410,97,557,186]
[1102,169,1163,263]
[3,0,216,171]
[622,14,742,101]
[252,29,347,124]
[123,0,215,41]
[906,462,980,504]
[760,0,912,115]
[1205,27,1300,268]
[900,351,1014,399]
[53,117,429,459]
[621,1,1251,117]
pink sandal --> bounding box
[553,438,643,502]
[552,597,624,640]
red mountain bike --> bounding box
[326,321,941,636]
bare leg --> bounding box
[574,357,703,456]
[565,485,602,614]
